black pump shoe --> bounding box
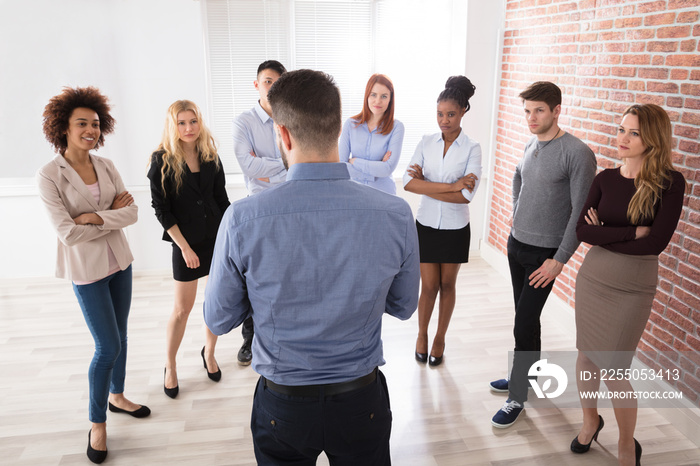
[415,351,428,363]
[428,354,444,366]
[201,346,222,382]
[87,429,108,464]
[634,438,642,466]
[570,415,604,453]
[164,367,179,399]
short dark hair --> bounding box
[42,86,115,154]
[519,81,562,111]
[267,69,341,154]
[438,75,476,112]
[257,60,287,77]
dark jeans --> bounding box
[242,316,254,340]
[251,370,392,466]
[72,265,132,423]
[507,235,557,403]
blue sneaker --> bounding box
[489,378,509,393]
[491,399,524,428]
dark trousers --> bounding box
[507,235,557,403]
[242,316,254,340]
[251,370,392,466]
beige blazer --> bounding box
[36,154,138,282]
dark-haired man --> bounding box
[231,59,287,365]
[490,81,596,428]
[205,69,420,465]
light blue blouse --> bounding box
[402,130,482,230]
[338,118,405,194]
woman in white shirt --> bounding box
[403,76,482,366]
[339,73,405,194]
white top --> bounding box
[402,130,482,230]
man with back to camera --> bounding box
[204,69,420,465]
[489,81,597,428]
[231,59,287,366]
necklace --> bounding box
[534,128,561,157]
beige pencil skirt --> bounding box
[575,246,658,369]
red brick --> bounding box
[646,41,678,53]
[679,139,700,154]
[622,54,651,65]
[668,0,700,9]
[675,287,700,311]
[674,124,700,139]
[592,20,614,30]
[667,96,684,108]
[615,17,643,28]
[637,94,667,105]
[681,112,700,125]
[645,13,677,26]
[639,67,669,79]
[681,83,700,97]
[628,29,656,40]
[611,67,637,77]
[677,11,700,23]
[639,1,671,13]
[681,39,698,52]
[604,42,628,53]
[658,25,692,39]
[647,82,680,93]
[671,69,689,80]
[666,54,700,67]
[666,308,696,333]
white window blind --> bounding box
[202,0,466,175]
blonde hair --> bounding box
[622,104,675,224]
[155,100,219,195]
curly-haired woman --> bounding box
[148,100,230,398]
[37,86,150,464]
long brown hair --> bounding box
[622,104,675,224]
[351,74,395,135]
[154,100,219,195]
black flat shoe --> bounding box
[428,354,443,366]
[164,367,179,399]
[108,402,151,418]
[87,429,107,464]
[570,415,604,453]
[415,351,428,363]
[201,346,222,382]
[634,438,642,466]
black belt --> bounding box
[263,368,377,397]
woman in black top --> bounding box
[148,100,230,398]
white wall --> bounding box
[0,0,506,279]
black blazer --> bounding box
[147,151,230,245]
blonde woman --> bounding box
[148,100,230,398]
[573,104,686,466]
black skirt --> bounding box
[172,240,215,282]
[416,221,471,264]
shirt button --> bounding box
[270,420,276,426]
[370,413,375,420]
[197,200,203,205]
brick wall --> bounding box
[489,0,700,402]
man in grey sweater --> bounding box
[490,81,597,428]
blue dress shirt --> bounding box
[232,101,287,195]
[204,163,420,385]
[339,118,405,195]
[402,130,482,230]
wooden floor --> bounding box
[1,256,698,465]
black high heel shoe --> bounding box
[634,438,642,466]
[570,415,604,453]
[428,343,445,367]
[201,346,222,382]
[415,351,428,363]
[87,429,108,464]
[164,367,179,399]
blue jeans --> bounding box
[72,265,132,423]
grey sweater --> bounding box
[511,131,597,264]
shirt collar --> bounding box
[434,129,467,146]
[254,101,272,124]
[287,163,350,181]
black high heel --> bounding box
[570,415,604,453]
[164,367,179,399]
[634,438,642,466]
[415,351,428,363]
[87,429,108,464]
[201,346,222,382]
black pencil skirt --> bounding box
[172,240,215,282]
[416,221,471,264]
